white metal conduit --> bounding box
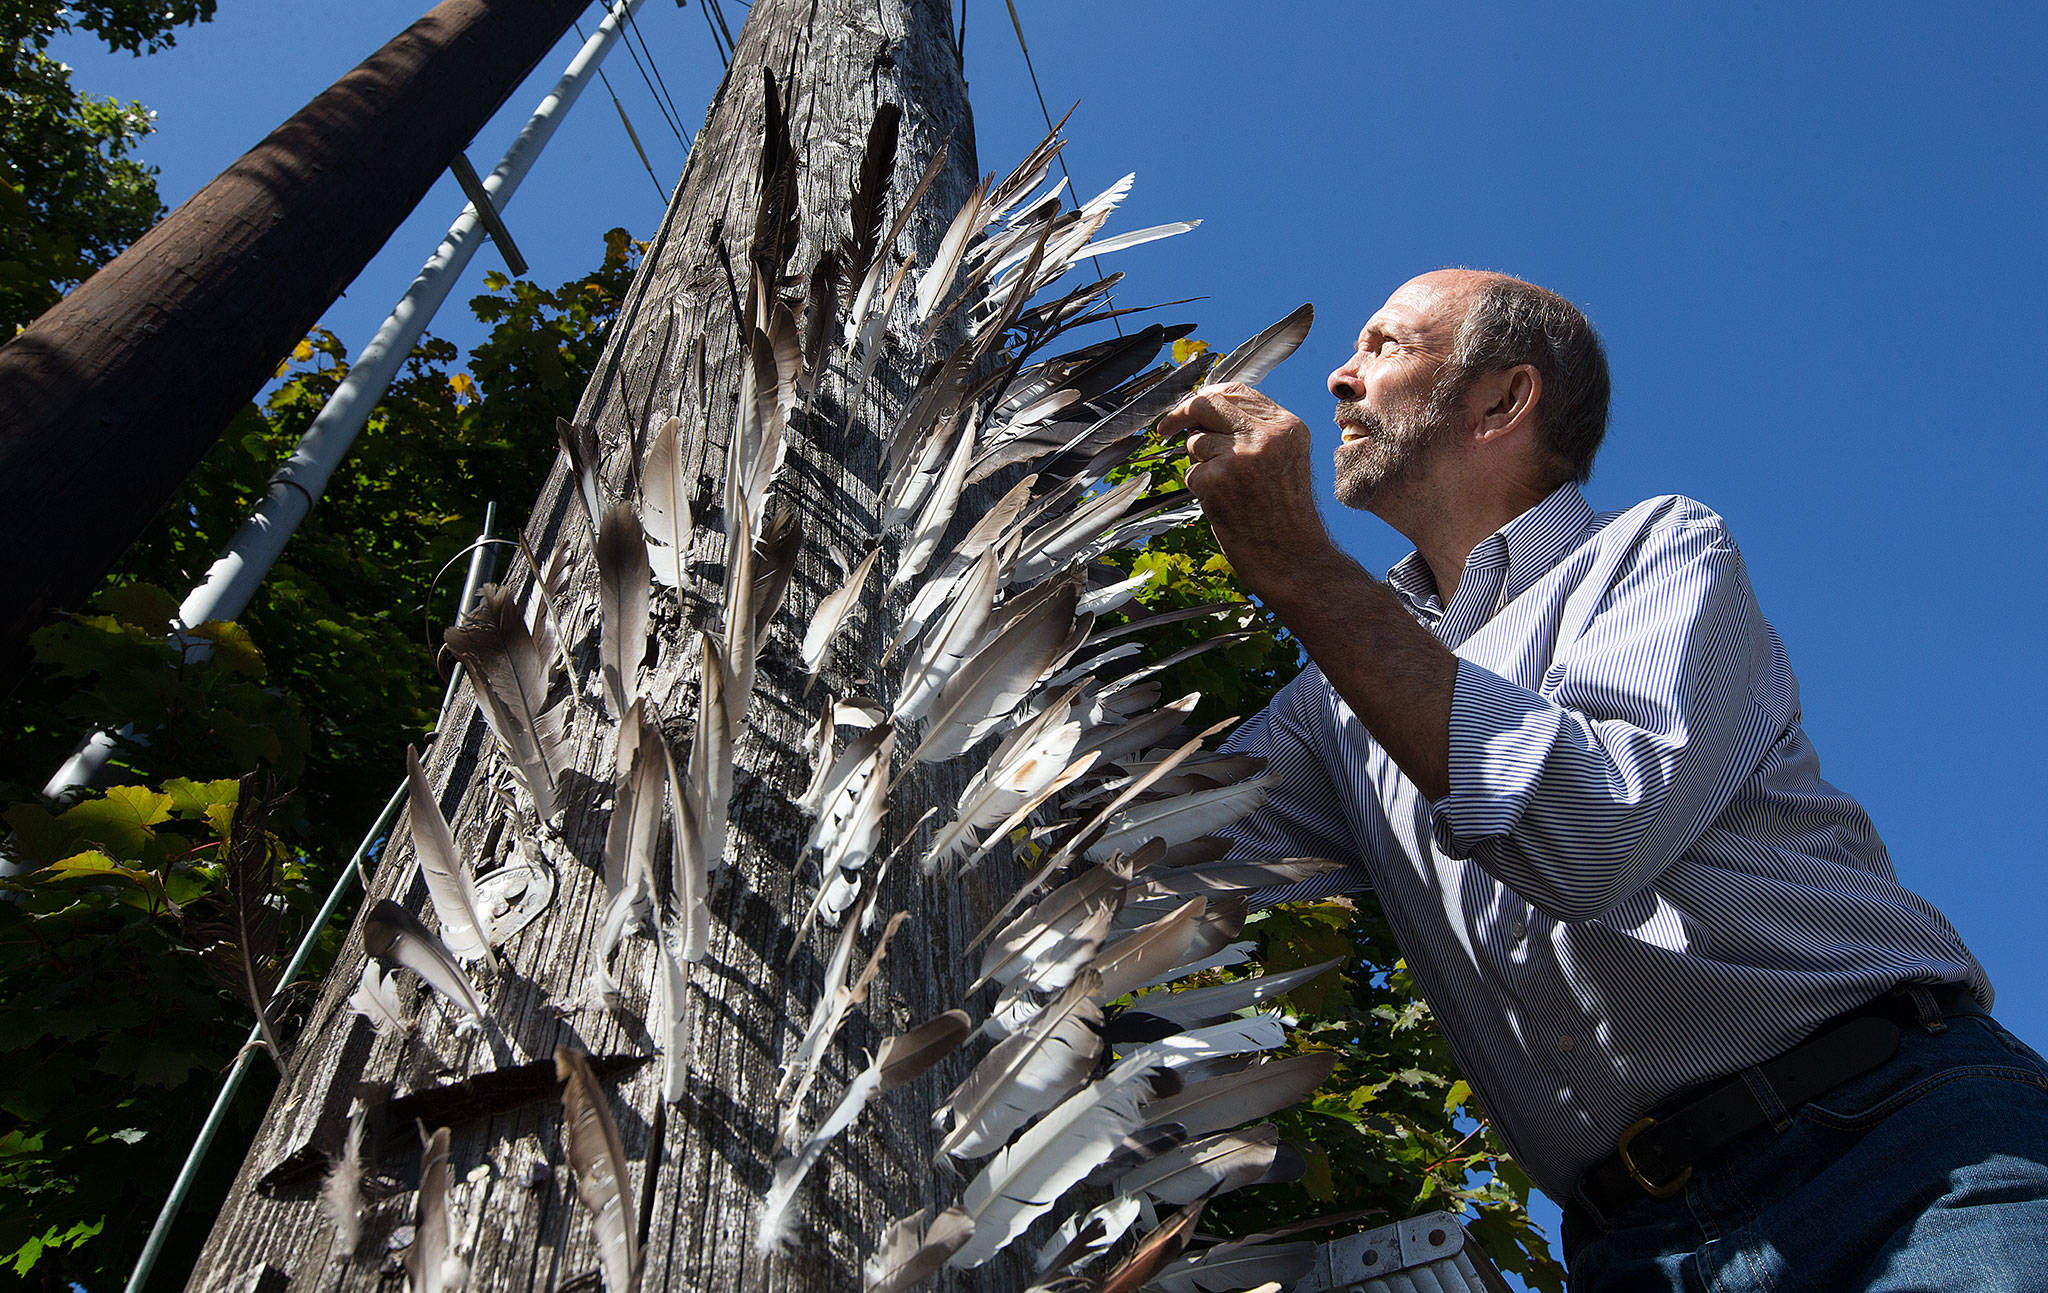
[39,0,655,804]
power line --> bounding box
[999,0,1122,335]
[697,0,732,67]
[575,17,671,202]
[614,5,687,144]
[624,2,689,142]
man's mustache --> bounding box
[1334,401,1381,435]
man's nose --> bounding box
[1329,360,1364,401]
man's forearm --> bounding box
[1260,548,1458,801]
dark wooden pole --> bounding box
[185,0,996,1289]
[0,0,589,681]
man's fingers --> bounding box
[1184,429,1233,464]
[1157,384,1262,440]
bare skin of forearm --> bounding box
[1158,382,1457,800]
[1256,547,1455,801]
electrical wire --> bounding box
[999,0,1122,335]
[624,2,689,144]
[575,17,672,202]
[696,0,731,66]
[613,6,687,145]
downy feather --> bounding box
[349,961,410,1037]
[320,1098,368,1256]
[406,1126,466,1293]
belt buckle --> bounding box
[1617,1116,1692,1199]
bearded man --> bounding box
[1159,269,2048,1291]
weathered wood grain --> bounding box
[184,1,1028,1289]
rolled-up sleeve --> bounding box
[1429,519,1778,922]
[1218,668,1376,905]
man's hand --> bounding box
[1156,382,1342,604]
[1158,382,1458,800]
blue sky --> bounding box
[55,0,2048,1273]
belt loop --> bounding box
[1901,983,1948,1034]
[1739,1065,1793,1132]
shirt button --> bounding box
[1556,1034,1576,1053]
[1510,920,1528,940]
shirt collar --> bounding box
[1385,482,1597,624]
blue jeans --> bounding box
[1563,1003,2048,1291]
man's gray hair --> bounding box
[1449,279,1611,484]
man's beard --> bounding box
[1331,375,1465,511]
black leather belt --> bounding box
[1575,983,1985,1220]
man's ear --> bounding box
[1471,363,1542,443]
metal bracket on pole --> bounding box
[450,153,529,276]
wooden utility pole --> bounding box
[186,1,993,1289]
[0,0,589,684]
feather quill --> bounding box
[1138,1052,1340,1139]
[557,417,603,537]
[892,546,1000,723]
[1114,1124,1284,1205]
[1119,1012,1289,1074]
[777,909,905,1146]
[1149,1241,1317,1293]
[443,585,565,819]
[866,1207,974,1293]
[948,1062,1178,1268]
[906,577,1087,764]
[640,417,691,592]
[913,177,990,323]
[1206,303,1315,389]
[939,971,1104,1160]
[1084,775,1277,863]
[838,104,901,298]
[1093,898,1205,1001]
[557,1048,642,1293]
[690,633,735,868]
[1085,1201,1207,1293]
[405,747,497,972]
[362,898,486,1030]
[759,1011,970,1252]
[802,545,881,683]
[894,403,977,587]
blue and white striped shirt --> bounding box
[1222,483,1989,1198]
